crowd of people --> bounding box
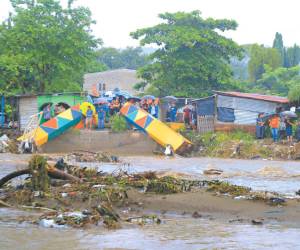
[256,113,300,143]
[85,96,161,130]
[166,102,197,130]
[84,96,198,131]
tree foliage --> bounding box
[95,47,148,70]
[0,0,101,95]
[245,65,300,101]
[130,10,242,97]
[272,32,284,65]
[248,44,281,82]
[284,44,300,68]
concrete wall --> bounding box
[40,129,158,155]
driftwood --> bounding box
[0,169,30,187]
[0,165,81,188]
[0,200,11,207]
[47,166,82,183]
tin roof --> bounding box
[214,91,289,104]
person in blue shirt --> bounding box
[96,104,106,130]
[85,106,93,130]
[169,103,177,122]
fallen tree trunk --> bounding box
[0,165,81,188]
[0,169,30,188]
[47,166,82,183]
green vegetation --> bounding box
[207,181,251,196]
[0,0,101,95]
[110,114,128,133]
[131,10,242,97]
[95,47,148,70]
[29,155,49,192]
[183,130,274,159]
[248,44,281,82]
[0,3,299,101]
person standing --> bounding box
[269,114,280,142]
[256,113,265,139]
[43,104,51,121]
[296,120,300,142]
[191,103,198,131]
[279,116,286,140]
[183,104,192,128]
[285,117,294,143]
[97,104,106,130]
[150,99,159,119]
[85,106,93,130]
[169,103,177,122]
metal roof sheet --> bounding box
[214,91,289,104]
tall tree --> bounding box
[272,32,284,65]
[284,44,300,68]
[0,0,101,94]
[130,11,242,97]
[248,44,281,82]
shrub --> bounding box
[110,114,128,133]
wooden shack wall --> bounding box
[18,96,38,131]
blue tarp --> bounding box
[195,96,215,116]
[217,107,235,122]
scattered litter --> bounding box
[63,151,119,163]
[92,184,107,189]
[62,183,72,188]
[192,211,202,218]
[234,196,247,200]
[251,219,263,225]
[126,215,161,225]
[203,169,223,175]
[0,134,9,153]
[39,219,65,228]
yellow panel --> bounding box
[80,102,96,116]
[134,110,148,121]
[146,119,187,151]
[58,109,73,121]
[33,127,49,146]
[17,128,37,141]
[166,122,185,132]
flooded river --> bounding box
[1,154,300,249]
[1,208,300,250]
[81,156,300,197]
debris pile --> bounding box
[206,180,286,205]
[0,155,288,230]
[63,151,119,163]
[0,134,9,153]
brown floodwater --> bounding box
[1,209,300,250]
[1,153,300,249]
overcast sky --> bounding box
[1,0,299,48]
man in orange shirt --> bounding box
[269,114,280,142]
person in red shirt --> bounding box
[183,105,192,127]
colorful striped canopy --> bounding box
[34,105,82,146]
[120,103,191,152]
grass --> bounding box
[183,130,274,159]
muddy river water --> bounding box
[1,154,300,249]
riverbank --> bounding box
[184,130,300,160]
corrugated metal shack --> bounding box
[192,91,290,133]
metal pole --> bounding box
[1,96,5,128]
